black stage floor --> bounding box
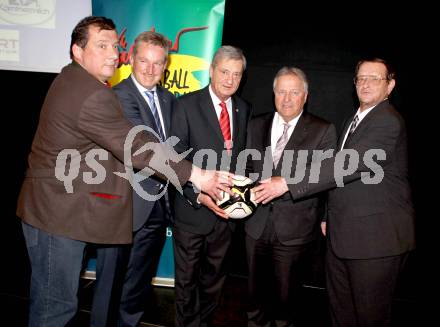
[0,273,417,327]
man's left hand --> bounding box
[252,177,289,204]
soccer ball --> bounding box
[217,175,258,219]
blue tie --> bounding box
[145,90,165,141]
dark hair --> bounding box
[355,58,396,81]
[70,16,116,59]
[133,31,170,61]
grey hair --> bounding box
[212,45,247,71]
[273,66,309,93]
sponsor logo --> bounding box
[0,0,55,28]
[0,28,19,61]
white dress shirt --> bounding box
[131,75,167,138]
[340,104,378,149]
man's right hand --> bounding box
[189,166,233,201]
[198,193,229,219]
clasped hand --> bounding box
[194,169,234,219]
[251,177,288,204]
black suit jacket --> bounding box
[171,86,251,235]
[113,76,176,231]
[291,100,416,259]
[245,112,337,245]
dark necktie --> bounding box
[219,101,232,153]
[145,90,165,141]
[348,114,359,137]
[145,90,171,220]
[273,123,290,168]
[342,114,359,149]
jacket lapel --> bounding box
[199,87,225,143]
[342,99,390,148]
[126,77,158,133]
[156,87,171,136]
[286,112,308,150]
[273,112,308,173]
[338,117,352,149]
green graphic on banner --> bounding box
[92,0,225,285]
[93,0,225,95]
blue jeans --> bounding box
[22,222,86,327]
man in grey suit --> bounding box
[255,59,415,327]
[16,16,232,326]
[171,45,251,327]
[246,67,337,326]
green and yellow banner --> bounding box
[93,0,225,95]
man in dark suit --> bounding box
[246,67,337,326]
[110,31,175,327]
[255,59,415,327]
[16,16,231,326]
[171,45,251,327]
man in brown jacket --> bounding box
[16,16,229,326]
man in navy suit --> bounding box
[111,31,175,327]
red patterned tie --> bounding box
[219,101,232,153]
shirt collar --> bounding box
[209,85,232,107]
[131,74,157,94]
[274,110,303,128]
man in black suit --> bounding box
[171,45,251,327]
[95,31,175,327]
[255,59,415,327]
[246,67,337,326]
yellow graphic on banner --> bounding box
[108,54,209,97]
[163,54,209,96]
[108,64,132,87]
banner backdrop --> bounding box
[91,0,226,286]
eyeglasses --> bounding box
[354,76,388,86]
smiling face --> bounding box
[130,42,167,89]
[355,61,395,111]
[273,73,308,122]
[209,58,244,101]
[72,25,119,83]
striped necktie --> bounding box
[273,123,290,167]
[145,90,165,141]
[219,101,232,153]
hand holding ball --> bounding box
[216,175,258,219]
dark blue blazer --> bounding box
[113,76,175,231]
